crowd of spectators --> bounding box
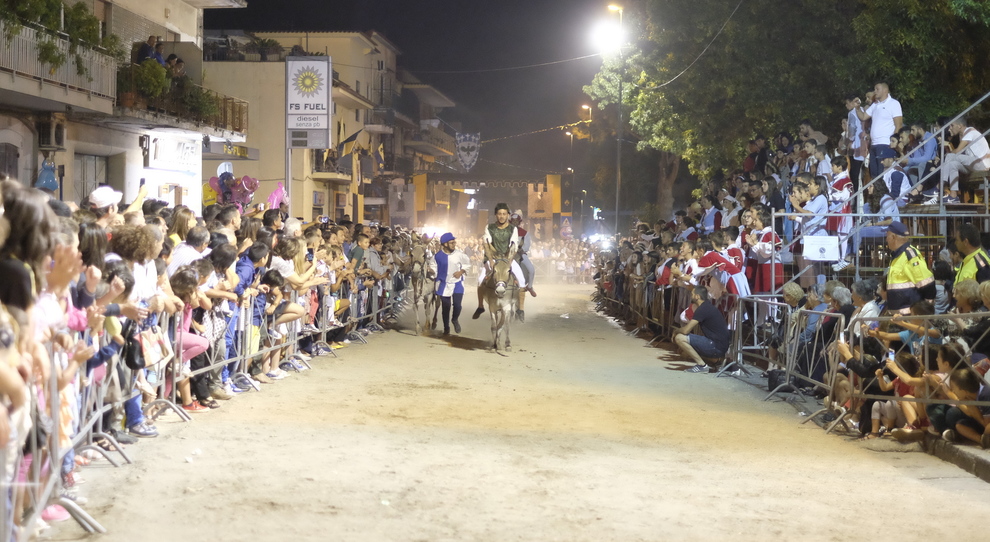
[0,178,467,536]
[593,81,990,450]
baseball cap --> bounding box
[89,186,123,208]
[887,221,909,236]
[876,147,898,160]
[440,232,455,244]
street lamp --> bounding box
[595,4,624,234]
[612,5,623,235]
[581,104,593,122]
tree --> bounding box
[583,0,990,215]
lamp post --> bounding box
[581,104,593,122]
[608,4,623,235]
[580,189,587,235]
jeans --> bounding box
[440,293,463,331]
[852,225,888,261]
[124,393,144,428]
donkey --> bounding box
[480,256,518,352]
[408,245,438,333]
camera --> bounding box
[320,216,329,223]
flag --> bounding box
[337,129,362,156]
[456,133,480,171]
[374,143,385,170]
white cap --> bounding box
[89,186,122,208]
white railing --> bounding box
[0,21,117,99]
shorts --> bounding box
[247,325,261,357]
[688,334,727,359]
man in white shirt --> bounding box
[167,226,211,277]
[940,116,990,203]
[855,82,903,178]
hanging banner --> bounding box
[456,133,480,171]
[286,56,332,149]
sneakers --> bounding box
[942,429,957,443]
[302,324,320,334]
[211,386,233,401]
[267,328,283,341]
[182,401,210,413]
[923,194,940,205]
[127,421,158,438]
[109,428,138,445]
[227,382,246,394]
[831,260,851,272]
[685,364,710,374]
[472,307,485,320]
[41,505,71,522]
[944,196,961,204]
[452,319,461,334]
[265,371,286,381]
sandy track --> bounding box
[53,285,990,542]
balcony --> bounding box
[0,21,116,114]
[404,121,455,157]
[311,148,352,184]
[109,64,248,137]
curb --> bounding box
[923,435,990,483]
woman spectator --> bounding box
[167,206,197,246]
[168,266,215,412]
[0,180,56,311]
[788,176,829,287]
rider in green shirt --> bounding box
[472,203,537,320]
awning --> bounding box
[203,141,260,161]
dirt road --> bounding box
[54,284,990,541]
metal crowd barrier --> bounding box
[822,312,990,436]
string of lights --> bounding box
[481,120,590,145]
[411,53,602,75]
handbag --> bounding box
[121,319,146,371]
[139,326,173,370]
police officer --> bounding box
[885,221,936,315]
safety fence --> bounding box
[595,280,990,442]
[0,272,403,540]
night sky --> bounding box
[205,0,609,177]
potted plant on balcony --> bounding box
[134,59,168,105]
[183,83,220,122]
[254,38,283,61]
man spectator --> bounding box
[283,217,302,238]
[674,286,730,374]
[878,147,911,205]
[954,223,990,284]
[167,226,211,276]
[902,123,937,192]
[940,116,990,204]
[262,209,283,231]
[215,205,240,247]
[855,82,904,178]
[798,119,829,147]
[844,94,867,187]
[136,35,157,64]
[885,221,936,315]
[153,42,166,67]
[747,180,768,206]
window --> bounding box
[355,80,360,94]
[73,154,108,205]
[377,60,384,71]
[0,143,18,180]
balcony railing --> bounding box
[0,21,116,99]
[407,123,455,155]
[203,44,288,62]
[118,65,248,134]
[312,149,352,176]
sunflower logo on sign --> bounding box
[293,67,324,98]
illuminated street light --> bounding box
[594,3,625,234]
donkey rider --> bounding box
[509,211,537,323]
[472,203,537,320]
